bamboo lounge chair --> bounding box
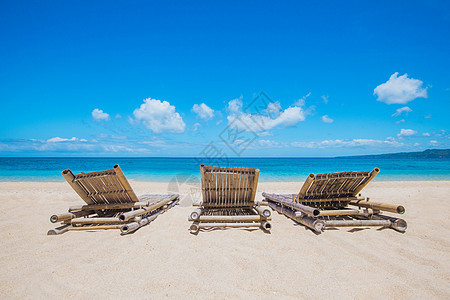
[263,168,407,233]
[48,164,179,235]
[188,165,271,234]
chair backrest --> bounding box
[61,164,139,205]
[200,165,259,208]
[296,168,380,203]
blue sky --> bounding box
[0,0,449,157]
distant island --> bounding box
[339,149,450,159]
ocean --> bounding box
[0,157,449,182]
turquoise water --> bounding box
[0,157,449,182]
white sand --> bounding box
[0,180,449,298]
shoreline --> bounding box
[1,179,450,183]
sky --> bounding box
[0,0,449,157]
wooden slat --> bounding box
[212,167,220,203]
[244,168,250,204]
[200,166,258,208]
[219,167,224,206]
[89,177,106,203]
[340,173,358,194]
[226,168,231,207]
[241,168,247,205]
[250,169,259,203]
[347,176,365,193]
[238,167,244,205]
[63,165,142,206]
[210,166,214,203]
[103,174,122,203]
[297,169,379,206]
[204,166,210,203]
[352,168,380,196]
[233,169,237,205]
[310,177,328,197]
[200,165,207,205]
[78,177,98,203]
[113,165,139,202]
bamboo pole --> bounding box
[71,217,123,224]
[196,222,262,228]
[254,205,271,218]
[69,195,179,212]
[69,201,151,212]
[190,208,203,220]
[200,164,207,205]
[256,200,269,206]
[121,214,158,234]
[119,196,178,221]
[47,224,70,235]
[349,199,405,214]
[263,192,320,217]
[191,215,262,222]
[119,208,146,221]
[318,208,375,217]
[50,210,93,223]
[190,221,200,234]
[291,196,361,203]
[113,164,139,202]
[267,201,325,233]
[120,198,179,234]
[69,225,122,231]
[296,173,315,202]
[374,214,408,232]
[261,220,271,231]
[323,219,391,228]
[61,169,94,204]
[352,168,380,196]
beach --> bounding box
[0,180,449,299]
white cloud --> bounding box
[425,114,432,119]
[423,132,431,136]
[321,95,329,104]
[258,139,281,148]
[321,115,334,123]
[392,106,412,117]
[0,137,95,153]
[92,109,110,121]
[258,131,274,137]
[395,119,405,124]
[228,97,243,113]
[266,102,282,117]
[115,114,122,119]
[437,130,447,136]
[397,129,417,137]
[295,92,311,107]
[291,138,404,149]
[192,123,201,131]
[133,98,186,133]
[226,98,306,132]
[374,72,428,104]
[47,137,85,143]
[228,108,305,132]
[192,103,214,120]
[0,135,201,154]
[429,140,438,146]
